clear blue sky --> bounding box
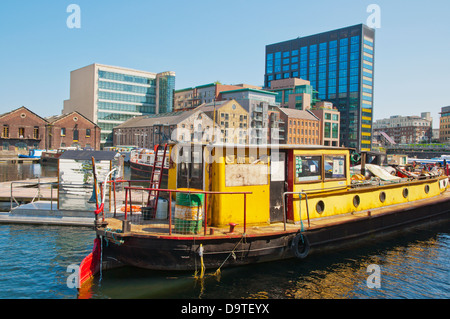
[0,0,449,128]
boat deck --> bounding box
[102,190,450,238]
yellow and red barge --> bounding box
[79,143,450,287]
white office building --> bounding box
[63,63,175,147]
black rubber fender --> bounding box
[291,233,310,259]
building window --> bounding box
[18,127,25,138]
[61,128,66,136]
[33,127,39,139]
[86,129,91,138]
[2,125,9,138]
[73,129,79,142]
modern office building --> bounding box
[265,24,375,151]
[63,64,175,147]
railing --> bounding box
[10,179,54,211]
[99,180,252,236]
[282,192,311,229]
[9,180,100,212]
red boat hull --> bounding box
[79,238,101,288]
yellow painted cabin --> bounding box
[167,143,449,229]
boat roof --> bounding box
[169,141,352,151]
[59,150,118,160]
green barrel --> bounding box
[174,189,204,234]
[175,190,205,207]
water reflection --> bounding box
[85,221,449,299]
[0,162,57,182]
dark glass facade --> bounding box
[157,72,176,114]
[265,24,375,151]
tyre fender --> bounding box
[291,233,310,259]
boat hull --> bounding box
[97,192,450,272]
[100,232,295,271]
[130,161,153,178]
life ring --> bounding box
[351,152,361,164]
[291,233,310,259]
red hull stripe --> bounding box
[79,238,101,288]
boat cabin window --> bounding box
[295,156,322,183]
[177,146,203,190]
[324,155,346,179]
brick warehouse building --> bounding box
[0,106,100,151]
[0,106,47,150]
[46,112,101,150]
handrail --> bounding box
[282,191,310,229]
[121,185,252,235]
[9,181,100,212]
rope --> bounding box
[104,228,125,246]
[213,235,246,278]
[99,236,103,285]
[193,234,246,284]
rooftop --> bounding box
[278,108,319,121]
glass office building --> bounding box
[63,64,176,147]
[265,24,375,151]
[157,72,176,114]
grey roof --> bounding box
[116,109,214,129]
[279,108,319,121]
[116,111,188,128]
[59,150,118,160]
[193,100,229,113]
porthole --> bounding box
[379,192,386,203]
[424,185,430,194]
[20,113,26,118]
[73,116,78,122]
[316,201,325,214]
[403,188,409,198]
[353,195,360,208]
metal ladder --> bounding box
[146,144,168,217]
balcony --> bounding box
[254,106,263,113]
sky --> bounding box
[0,0,449,128]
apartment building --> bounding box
[196,100,250,144]
[279,108,320,145]
[310,101,340,146]
[219,88,279,144]
[373,113,432,144]
[440,106,450,142]
[174,83,261,111]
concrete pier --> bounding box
[0,177,150,226]
[0,201,97,227]
[0,177,57,203]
